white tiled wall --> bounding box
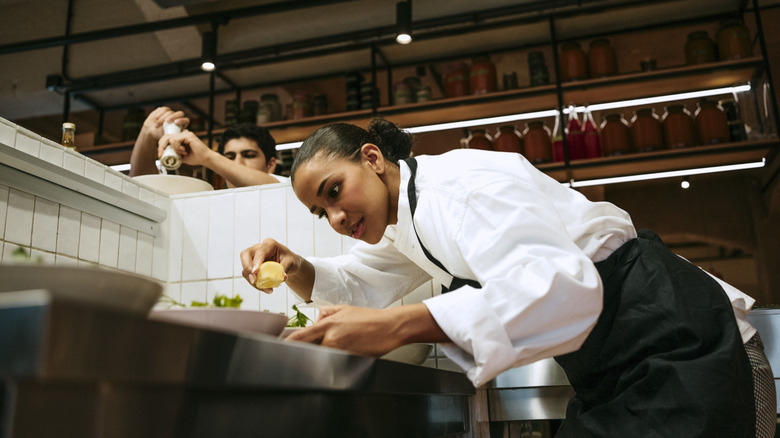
[0,116,441,359]
[0,117,170,281]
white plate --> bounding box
[149,308,288,336]
[133,174,214,195]
[0,264,163,315]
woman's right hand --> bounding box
[240,238,299,293]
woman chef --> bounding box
[240,118,775,437]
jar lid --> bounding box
[590,38,610,46]
[62,122,75,129]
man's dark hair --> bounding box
[218,123,277,162]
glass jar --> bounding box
[588,39,618,78]
[599,113,632,156]
[393,82,414,105]
[528,51,550,86]
[444,62,470,97]
[718,97,748,142]
[695,99,730,145]
[61,122,76,151]
[559,42,588,82]
[684,31,718,65]
[224,99,240,127]
[312,93,328,116]
[521,121,553,164]
[716,19,752,60]
[292,90,312,120]
[470,55,497,95]
[493,125,523,154]
[630,108,664,152]
[466,128,493,151]
[261,93,282,121]
[662,104,696,148]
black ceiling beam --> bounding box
[0,0,357,56]
[50,0,614,94]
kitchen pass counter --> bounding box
[0,290,474,438]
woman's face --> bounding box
[293,146,392,245]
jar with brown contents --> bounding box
[662,104,696,148]
[630,108,664,152]
[522,121,553,164]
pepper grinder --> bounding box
[160,122,182,171]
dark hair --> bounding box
[218,123,277,162]
[290,118,412,183]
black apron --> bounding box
[403,157,755,437]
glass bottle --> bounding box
[695,99,730,145]
[551,110,564,162]
[718,97,748,142]
[566,105,586,160]
[61,122,76,151]
[599,113,632,156]
[662,104,696,148]
[582,107,601,158]
[493,125,523,154]
[630,108,665,152]
[521,121,553,164]
[466,128,493,151]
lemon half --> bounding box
[256,261,285,289]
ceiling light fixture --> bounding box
[680,177,691,189]
[395,1,413,45]
[201,31,216,72]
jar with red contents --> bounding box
[444,62,470,98]
[588,39,618,78]
[559,42,588,82]
[521,121,553,164]
[695,99,731,144]
[662,104,696,148]
[630,108,664,152]
[470,56,497,95]
[493,125,523,154]
[600,113,632,156]
[466,128,493,151]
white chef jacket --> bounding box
[307,149,756,387]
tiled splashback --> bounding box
[0,116,437,322]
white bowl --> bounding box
[149,308,288,336]
[0,264,163,315]
[133,174,214,195]
[381,343,433,365]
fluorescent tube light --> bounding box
[567,159,765,188]
[111,163,132,172]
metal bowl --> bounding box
[149,308,288,336]
[0,264,163,315]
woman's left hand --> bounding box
[286,303,450,356]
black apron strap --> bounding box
[403,157,481,293]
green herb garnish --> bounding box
[158,293,243,308]
[9,246,44,265]
[286,304,312,327]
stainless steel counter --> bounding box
[0,290,474,438]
